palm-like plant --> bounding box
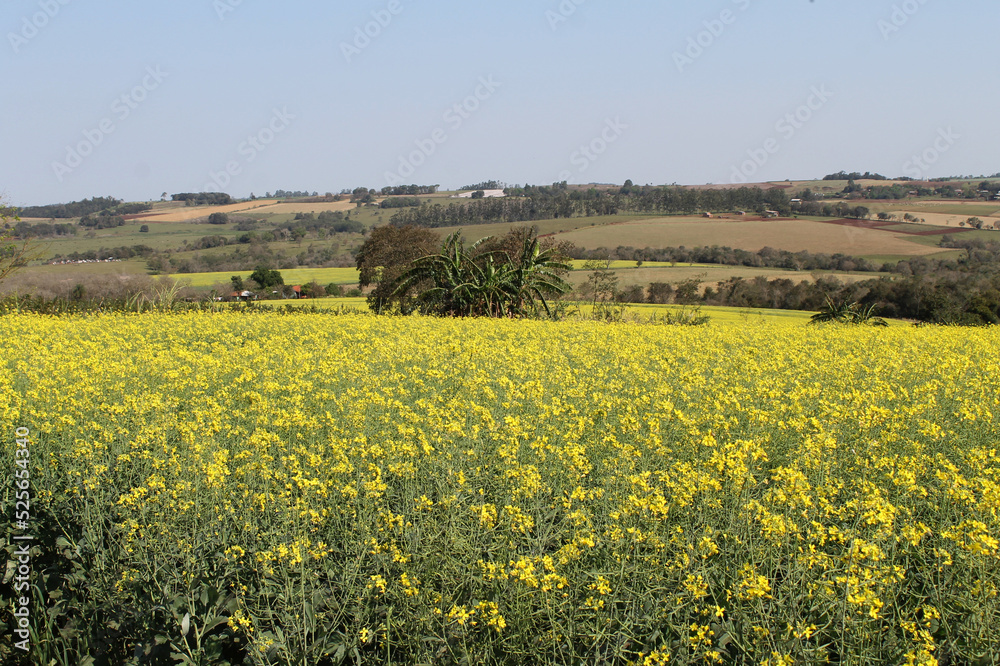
[504,234,572,317]
[393,231,571,318]
[810,297,888,326]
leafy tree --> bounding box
[674,277,703,305]
[647,282,675,304]
[139,224,150,233]
[583,259,621,319]
[249,267,283,290]
[1,198,40,287]
[356,225,441,314]
[300,281,324,298]
[231,276,245,292]
[208,212,230,225]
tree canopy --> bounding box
[1,199,39,286]
[249,267,284,290]
[356,225,441,314]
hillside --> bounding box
[5,178,999,321]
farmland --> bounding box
[543,217,953,259]
[2,312,998,664]
[8,182,1000,319]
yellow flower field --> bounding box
[1,313,998,665]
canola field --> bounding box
[1,313,999,665]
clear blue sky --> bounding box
[2,0,997,206]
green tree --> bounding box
[674,277,703,305]
[356,225,440,314]
[231,276,245,292]
[208,212,230,225]
[1,198,39,287]
[647,282,674,304]
[583,259,624,320]
[249,267,284,291]
[139,224,150,233]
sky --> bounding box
[1,0,997,207]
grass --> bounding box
[169,267,361,289]
[567,265,880,291]
[30,223,245,258]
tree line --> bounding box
[16,197,152,219]
[568,244,885,273]
[599,235,1000,325]
[379,197,422,209]
[172,193,234,206]
[823,171,888,181]
[379,185,439,196]
[386,185,827,229]
[11,221,78,238]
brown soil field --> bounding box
[888,211,1000,229]
[126,200,281,222]
[259,201,358,215]
[552,217,947,256]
